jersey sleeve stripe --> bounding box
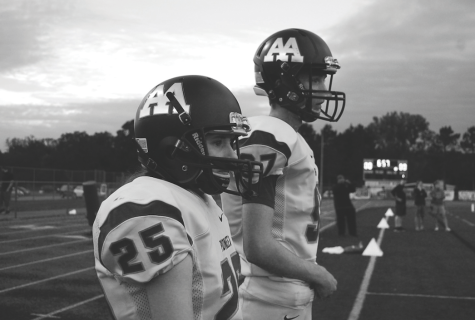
[242,175,278,208]
[98,201,192,258]
[242,130,292,163]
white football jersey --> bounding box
[93,176,242,320]
[221,115,320,279]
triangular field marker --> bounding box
[385,208,394,217]
[377,218,390,229]
[362,238,383,256]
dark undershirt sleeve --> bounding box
[242,175,279,209]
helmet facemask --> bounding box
[299,64,346,122]
[173,124,263,199]
[258,61,346,123]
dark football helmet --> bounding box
[134,75,262,197]
[253,28,346,122]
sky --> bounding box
[0,0,474,151]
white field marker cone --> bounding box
[385,208,394,218]
[377,218,390,229]
[68,209,77,215]
[362,238,383,257]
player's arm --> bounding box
[242,202,337,298]
[99,201,195,317]
[347,181,356,193]
[147,254,193,319]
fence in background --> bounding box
[0,166,126,217]
[5,166,125,184]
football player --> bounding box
[221,28,346,320]
[93,75,262,320]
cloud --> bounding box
[0,0,81,72]
[0,98,138,151]
[323,0,475,133]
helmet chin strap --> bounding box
[267,61,315,121]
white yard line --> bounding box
[347,225,386,320]
[0,266,94,294]
[366,292,475,300]
[0,250,93,271]
[320,221,336,232]
[0,239,89,256]
[460,218,475,227]
[446,211,475,227]
[1,223,89,235]
[0,229,91,244]
[31,294,105,320]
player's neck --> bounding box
[269,107,302,132]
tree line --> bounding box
[299,112,475,190]
[0,111,474,190]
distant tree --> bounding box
[113,120,139,172]
[461,126,475,189]
[54,131,98,170]
[298,123,318,146]
[315,124,338,190]
[4,136,56,168]
[436,126,460,152]
[460,126,475,154]
[434,126,461,183]
[334,124,378,184]
[368,112,431,156]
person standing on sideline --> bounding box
[222,28,345,320]
[92,75,262,320]
[412,180,427,231]
[332,174,357,237]
[0,167,14,214]
[391,179,407,232]
[430,180,451,232]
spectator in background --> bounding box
[332,174,358,237]
[0,167,14,214]
[391,179,407,232]
[430,180,451,232]
[412,180,427,231]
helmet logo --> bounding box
[192,132,206,155]
[264,37,303,63]
[324,56,341,69]
[230,112,251,134]
[138,82,190,119]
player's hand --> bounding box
[312,266,337,299]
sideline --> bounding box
[347,220,386,320]
[0,250,92,271]
[0,228,91,244]
[31,294,105,320]
[31,294,104,320]
[0,266,94,294]
[366,292,475,300]
[446,211,475,227]
[0,222,89,236]
[0,239,89,256]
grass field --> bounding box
[1,199,474,319]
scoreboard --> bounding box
[363,158,408,181]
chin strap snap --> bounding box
[166,92,192,126]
